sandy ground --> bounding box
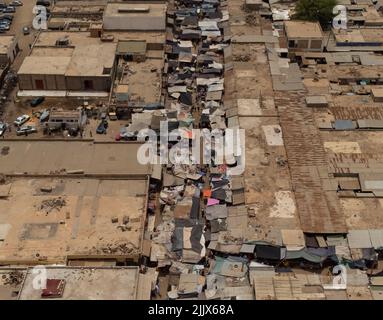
[84,118,129,141]
[1,1,43,126]
[0,178,147,264]
[9,0,37,71]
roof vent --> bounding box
[55,37,70,47]
[118,6,149,13]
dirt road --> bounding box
[9,0,38,71]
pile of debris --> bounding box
[2,271,24,286]
[0,70,17,101]
[99,241,139,255]
[0,174,8,184]
[245,14,257,26]
[39,197,67,214]
[233,54,250,62]
[111,215,132,232]
[1,146,9,156]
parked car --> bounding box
[14,114,30,126]
[30,96,45,107]
[0,23,9,30]
[0,27,6,33]
[115,132,135,141]
[1,14,14,21]
[96,119,108,134]
[16,125,37,136]
[39,109,49,122]
[2,6,16,13]
[22,26,30,35]
[108,112,117,121]
[115,133,122,141]
[36,0,50,7]
[0,122,6,136]
[9,0,23,6]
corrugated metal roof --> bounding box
[369,229,383,249]
[334,120,357,130]
[305,95,328,106]
[357,119,383,128]
[347,230,372,249]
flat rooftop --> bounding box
[0,268,25,299]
[285,21,323,39]
[52,4,105,15]
[104,3,166,18]
[18,56,72,76]
[48,17,101,28]
[106,31,166,46]
[18,32,117,77]
[0,35,16,56]
[328,65,383,80]
[0,178,148,264]
[334,29,383,43]
[18,267,139,300]
[54,0,107,5]
[0,141,151,177]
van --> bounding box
[108,112,117,121]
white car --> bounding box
[0,122,6,136]
[14,114,30,126]
[16,125,37,136]
[9,1,23,6]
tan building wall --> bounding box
[19,74,111,91]
[18,74,33,90]
[66,76,111,91]
[103,16,166,30]
[0,36,19,65]
[287,37,324,52]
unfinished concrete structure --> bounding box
[47,0,106,30]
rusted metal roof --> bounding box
[276,92,347,233]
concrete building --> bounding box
[0,140,152,265]
[346,5,383,27]
[17,32,117,93]
[0,35,19,66]
[17,267,150,300]
[333,28,383,47]
[46,109,87,131]
[284,21,324,53]
[47,2,106,30]
[371,87,383,102]
[103,3,167,31]
[89,23,103,37]
[116,40,147,62]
